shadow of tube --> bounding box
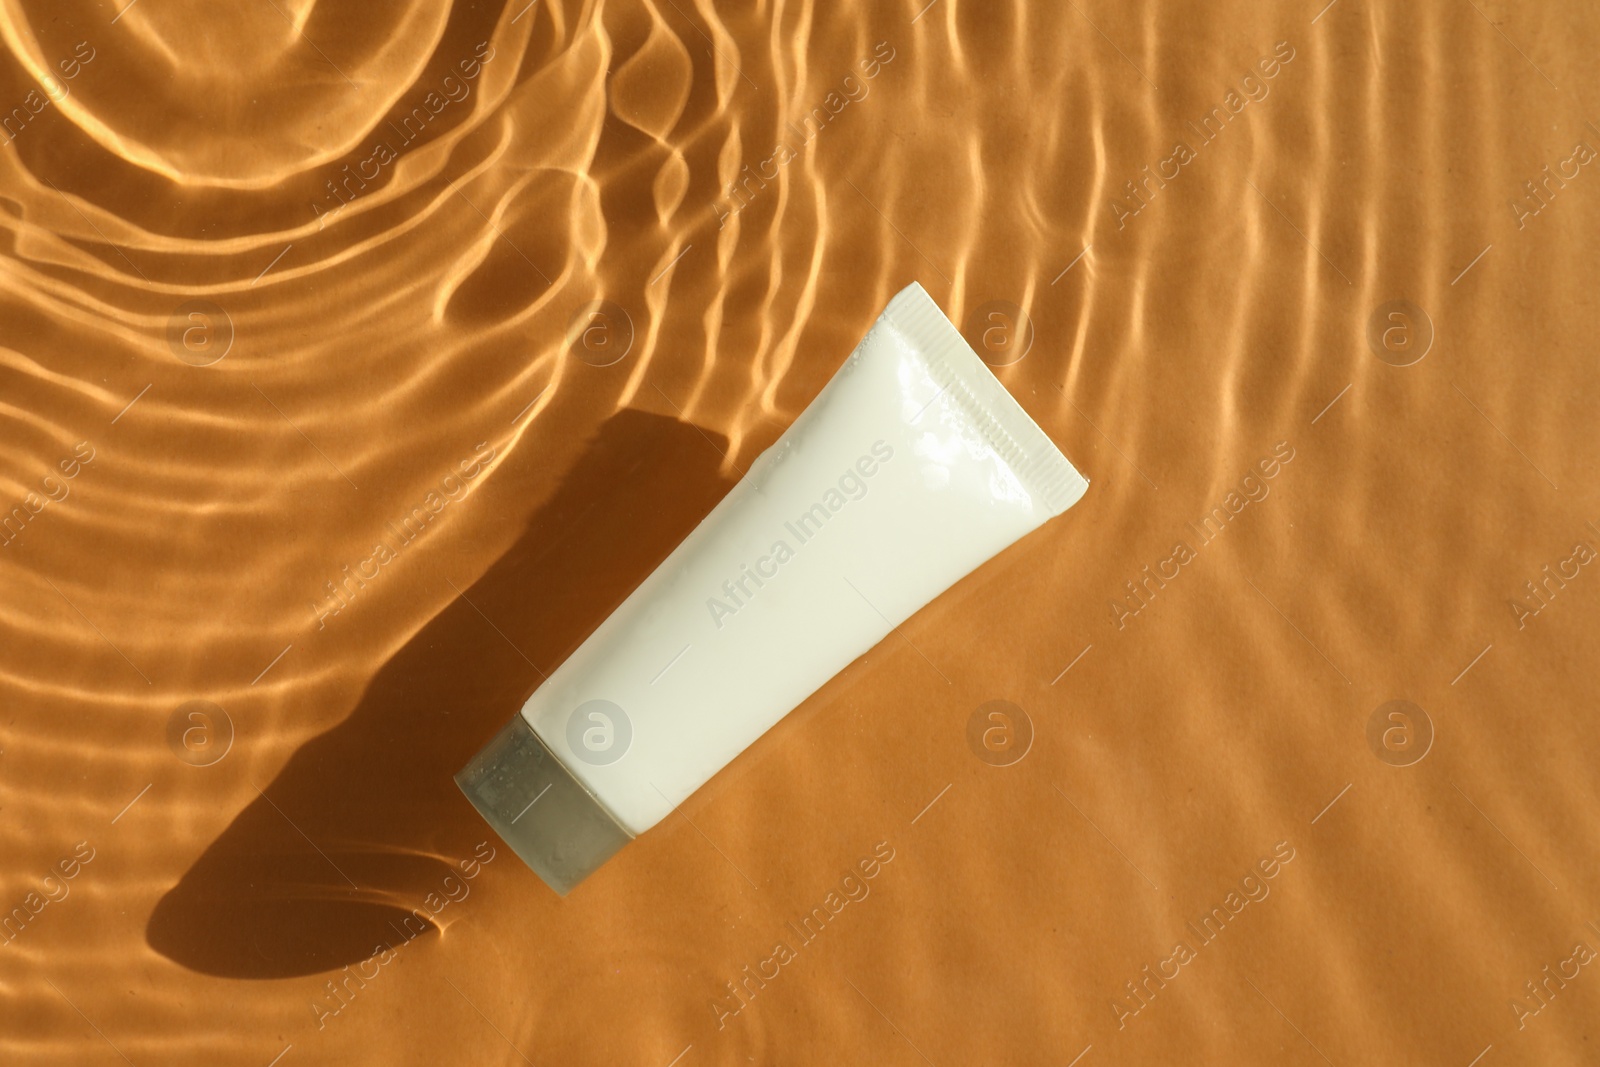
[147,409,734,978]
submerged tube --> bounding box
[457,282,1088,894]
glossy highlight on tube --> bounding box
[458,281,1088,894]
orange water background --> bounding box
[3,0,1599,1063]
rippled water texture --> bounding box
[3,0,1598,1063]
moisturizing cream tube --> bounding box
[458,281,1088,893]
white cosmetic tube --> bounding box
[458,282,1087,894]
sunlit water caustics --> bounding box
[2,1,1599,1064]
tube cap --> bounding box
[455,715,633,896]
